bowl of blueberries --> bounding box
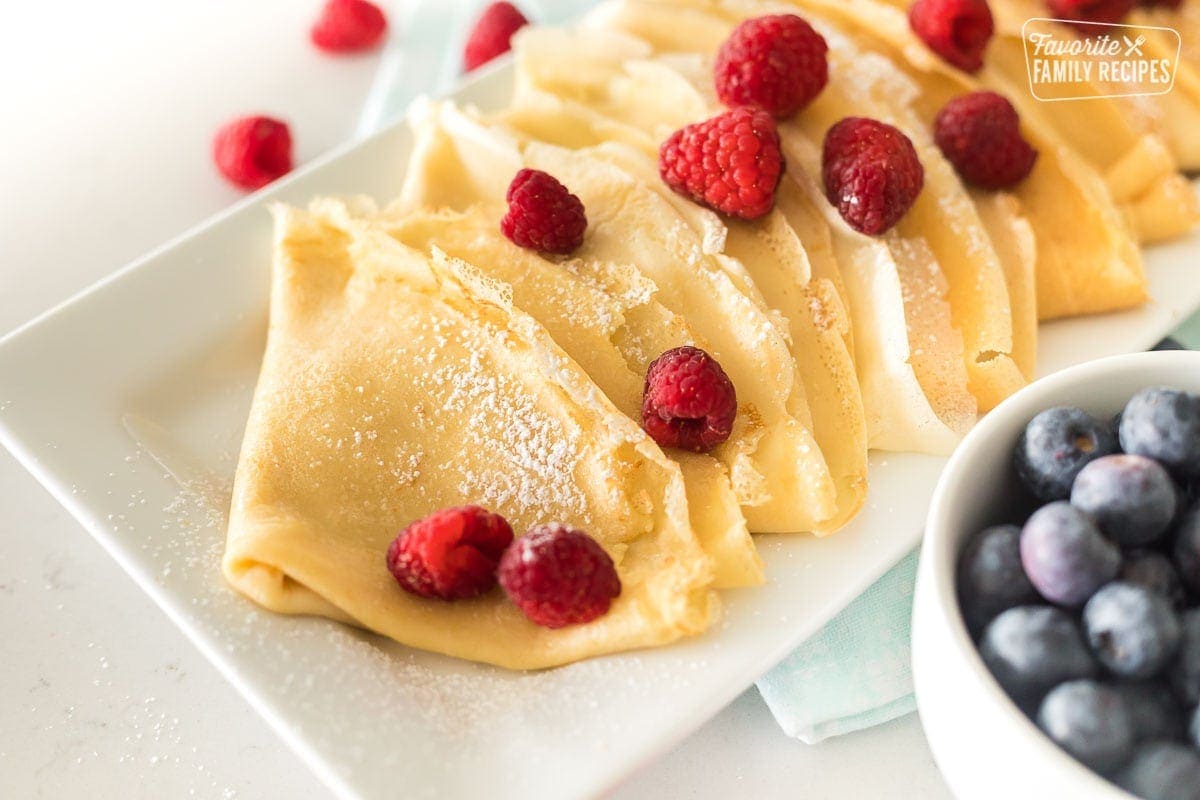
[913,350,1200,800]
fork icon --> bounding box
[1124,34,1146,57]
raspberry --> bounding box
[822,117,924,235]
[464,2,529,71]
[1046,0,1136,26]
[385,505,514,601]
[310,0,388,54]
[908,0,995,73]
[641,346,737,452]
[497,524,621,628]
[212,116,293,191]
[713,14,829,118]
[934,91,1038,189]
[500,168,587,254]
[659,108,784,220]
[1139,0,1182,7]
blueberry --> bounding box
[957,524,1039,632]
[1036,680,1134,773]
[1083,582,1182,679]
[1120,387,1200,479]
[1021,502,1121,607]
[1071,455,1178,546]
[1173,505,1200,596]
[1170,609,1200,706]
[1121,550,1186,608]
[1015,407,1118,502]
[979,606,1097,700]
[1117,741,1200,800]
[1115,682,1187,742]
[1191,705,1200,749]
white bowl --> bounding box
[913,350,1200,800]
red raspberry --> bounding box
[659,108,784,220]
[934,91,1038,189]
[641,346,737,452]
[385,505,514,601]
[310,0,388,54]
[1046,0,1136,25]
[908,0,994,73]
[713,14,829,118]
[212,116,293,191]
[464,2,529,71]
[500,168,587,254]
[497,524,621,628]
[822,117,924,235]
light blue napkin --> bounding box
[357,0,1200,746]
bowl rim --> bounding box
[921,349,1200,793]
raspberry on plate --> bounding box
[385,505,514,601]
[821,117,924,235]
[212,116,293,191]
[310,0,388,54]
[934,91,1038,190]
[713,14,829,118]
[497,524,621,628]
[464,1,529,72]
[1047,0,1136,26]
[908,0,995,73]
[659,108,784,220]
[500,168,587,254]
[641,346,737,453]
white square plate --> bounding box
[3,65,1200,800]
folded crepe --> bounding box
[502,34,868,528]
[397,99,843,533]
[582,5,982,449]
[770,0,1155,320]
[380,203,762,586]
[224,199,718,669]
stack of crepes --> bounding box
[223,0,1200,669]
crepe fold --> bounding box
[224,200,718,669]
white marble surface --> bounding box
[0,1,952,797]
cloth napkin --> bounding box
[357,0,1200,745]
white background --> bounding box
[0,1,952,796]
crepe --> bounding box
[224,199,719,669]
[397,99,843,533]
[844,0,1198,241]
[380,204,763,587]
[502,35,868,528]
[581,6,980,449]
[763,0,1153,320]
